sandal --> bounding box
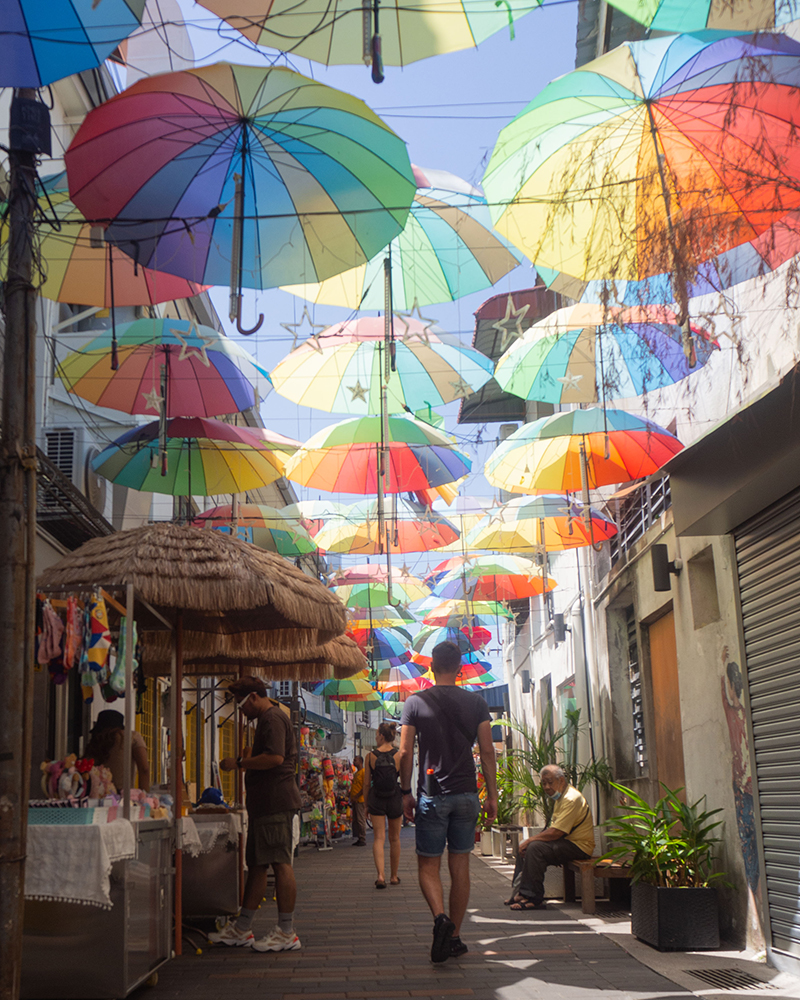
[390,876,401,885]
[503,894,523,906]
[509,899,543,911]
[375,879,387,889]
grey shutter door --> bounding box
[735,486,800,957]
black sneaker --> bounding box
[450,936,468,958]
[431,913,455,963]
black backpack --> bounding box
[371,749,399,797]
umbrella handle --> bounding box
[371,34,384,83]
[236,303,264,336]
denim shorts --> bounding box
[414,792,481,857]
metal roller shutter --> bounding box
[735,486,800,957]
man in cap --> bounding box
[211,676,302,952]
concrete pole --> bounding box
[0,88,40,1000]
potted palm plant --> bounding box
[604,782,729,950]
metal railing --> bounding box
[609,476,671,565]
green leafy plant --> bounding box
[498,707,612,825]
[604,781,730,888]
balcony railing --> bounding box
[609,475,671,565]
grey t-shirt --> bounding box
[401,686,491,796]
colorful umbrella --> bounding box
[271,315,494,415]
[484,407,684,493]
[377,668,433,694]
[606,0,795,31]
[1,1,145,87]
[282,166,521,310]
[346,604,417,628]
[334,693,385,712]
[314,497,460,554]
[483,34,800,289]
[421,599,514,628]
[350,627,415,672]
[332,563,427,587]
[57,318,272,419]
[432,554,557,602]
[410,625,478,666]
[467,494,617,552]
[494,304,719,406]
[280,499,349,536]
[333,579,430,607]
[191,503,317,556]
[91,417,291,496]
[283,415,471,494]
[1,173,207,308]
[315,671,377,699]
[65,64,416,301]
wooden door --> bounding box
[648,610,686,794]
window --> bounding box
[274,681,292,700]
[135,681,160,787]
[184,702,205,791]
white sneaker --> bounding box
[208,922,254,948]
[252,926,302,952]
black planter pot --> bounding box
[631,882,720,951]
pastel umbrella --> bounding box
[467,494,617,552]
[282,166,521,310]
[606,0,798,31]
[283,415,471,494]
[65,64,416,296]
[91,417,291,496]
[270,315,494,415]
[332,563,428,587]
[346,605,416,628]
[422,599,514,628]
[333,579,430,607]
[1,173,207,308]
[424,496,488,554]
[482,34,800,294]
[485,408,684,493]
[315,497,459,554]
[432,554,557,602]
[57,318,272,418]
[281,499,349,536]
[1,0,145,87]
[494,304,719,406]
[191,503,317,556]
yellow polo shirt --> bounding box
[551,785,594,856]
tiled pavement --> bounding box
[147,828,695,1000]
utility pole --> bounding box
[0,88,49,1000]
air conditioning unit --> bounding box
[83,445,108,515]
[44,428,109,517]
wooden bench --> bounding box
[563,858,632,914]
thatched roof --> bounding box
[37,522,346,641]
[141,631,367,680]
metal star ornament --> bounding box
[174,321,213,367]
[556,371,584,391]
[394,299,438,345]
[281,306,327,351]
[348,381,368,403]
[142,387,164,413]
[492,295,530,353]
[449,376,473,399]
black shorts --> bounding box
[367,789,403,819]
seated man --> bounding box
[506,764,594,911]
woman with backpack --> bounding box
[364,721,403,888]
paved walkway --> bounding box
[149,828,698,1000]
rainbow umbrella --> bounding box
[1,173,207,308]
[332,563,427,587]
[91,417,291,496]
[57,318,272,419]
[432,554,557,602]
[483,34,800,290]
[421,599,514,628]
[467,494,617,553]
[271,315,494,415]
[377,667,433,693]
[485,408,683,493]
[1,1,144,87]
[410,625,480,668]
[416,656,492,683]
[282,166,521,310]
[335,693,385,712]
[65,64,416,301]
[350,626,414,662]
[333,579,430,607]
[315,497,459,554]
[315,672,376,698]
[346,605,416,628]
[191,503,317,556]
[284,415,471,494]
[280,499,349,536]
[606,0,795,31]
[494,304,719,406]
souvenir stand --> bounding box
[30,523,352,996]
[298,737,354,845]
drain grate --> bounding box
[685,969,778,992]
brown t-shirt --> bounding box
[245,702,302,818]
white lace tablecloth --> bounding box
[181,813,240,858]
[25,819,137,909]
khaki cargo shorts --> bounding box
[245,810,296,867]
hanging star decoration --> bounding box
[492,295,530,353]
[449,376,473,399]
[173,321,214,367]
[348,380,368,403]
[486,498,507,526]
[281,306,327,351]
[395,299,438,345]
[142,387,164,413]
[398,563,413,579]
[556,371,584,391]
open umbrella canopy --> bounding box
[485,407,684,493]
[191,503,317,556]
[314,671,376,698]
[350,626,415,671]
[467,494,618,552]
[606,0,797,31]
[483,34,800,285]
[494,304,719,405]
[284,415,471,494]
[1,173,207,308]
[315,497,460,554]
[91,416,291,496]
[271,315,494,415]
[57,318,272,418]
[410,625,478,666]
[421,599,514,628]
[346,604,417,628]
[65,64,416,290]
[1,0,145,87]
[377,667,433,693]
[332,563,427,587]
[333,578,431,607]
[281,499,349,536]
[432,554,557,602]
[282,165,521,310]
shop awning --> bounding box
[303,709,344,734]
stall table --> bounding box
[181,812,243,917]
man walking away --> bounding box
[213,676,302,952]
[506,764,594,910]
[351,755,367,846]
[398,640,498,963]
